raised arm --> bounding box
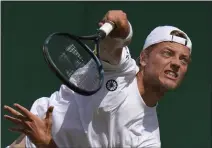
[99,10,133,65]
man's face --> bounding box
[142,42,191,90]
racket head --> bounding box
[43,32,104,96]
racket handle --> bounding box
[98,21,115,39]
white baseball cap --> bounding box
[143,25,192,54]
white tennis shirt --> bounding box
[25,46,161,148]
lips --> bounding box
[164,70,178,79]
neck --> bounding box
[136,71,166,107]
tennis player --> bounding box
[4,10,192,148]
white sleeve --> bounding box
[99,21,133,65]
[25,97,51,148]
[101,46,133,71]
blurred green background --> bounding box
[2,1,211,148]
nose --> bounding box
[170,59,180,72]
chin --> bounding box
[163,84,178,90]
[160,80,179,90]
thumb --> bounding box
[45,106,54,120]
[45,106,54,135]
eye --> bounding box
[161,50,172,57]
[181,58,189,65]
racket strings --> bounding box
[70,59,100,91]
[65,44,84,62]
[47,35,101,92]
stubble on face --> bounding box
[141,42,190,91]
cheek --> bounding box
[179,67,188,79]
[150,56,167,71]
[146,57,166,76]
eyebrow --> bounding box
[162,47,173,51]
[162,47,190,58]
[180,54,189,58]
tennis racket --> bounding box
[43,21,116,96]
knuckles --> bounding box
[106,10,128,23]
[103,10,129,39]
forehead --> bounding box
[152,41,190,56]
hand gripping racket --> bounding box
[43,21,116,96]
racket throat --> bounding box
[97,30,107,40]
[94,41,101,59]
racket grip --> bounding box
[98,21,115,39]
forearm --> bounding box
[8,134,26,148]
[99,21,133,65]
[47,139,58,148]
[36,138,58,148]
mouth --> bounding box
[164,70,178,79]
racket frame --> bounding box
[43,32,104,96]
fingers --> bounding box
[13,103,33,119]
[4,104,32,121]
[4,115,22,124]
[4,113,31,129]
[4,105,22,117]
[103,10,127,26]
[100,10,129,39]
[9,127,30,135]
[4,114,30,134]
[98,22,104,27]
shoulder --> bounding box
[30,84,76,118]
[30,96,51,117]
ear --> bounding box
[139,51,148,67]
